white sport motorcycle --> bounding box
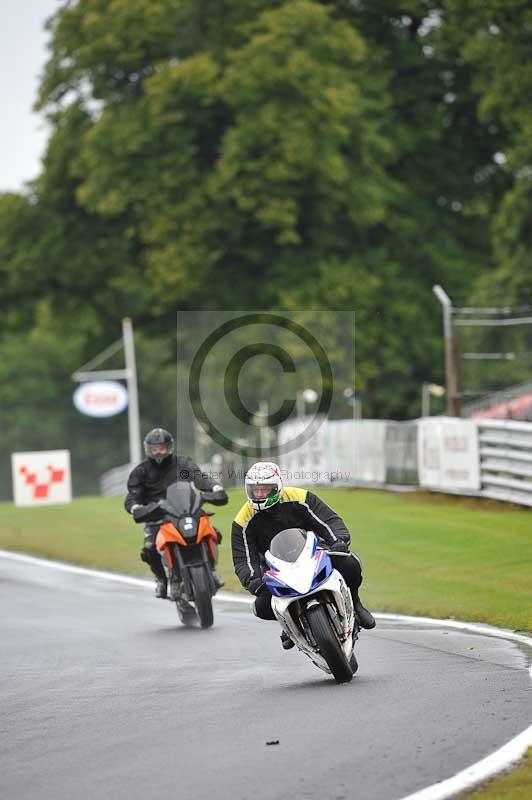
[264,528,359,683]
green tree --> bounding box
[50,2,397,308]
[441,0,532,303]
[5,0,529,433]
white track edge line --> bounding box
[1,548,531,799]
[398,724,532,800]
[0,549,254,603]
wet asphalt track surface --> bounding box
[0,557,531,800]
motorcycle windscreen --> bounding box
[166,481,201,516]
[269,528,307,563]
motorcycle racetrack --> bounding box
[1,554,531,800]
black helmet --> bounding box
[143,428,174,465]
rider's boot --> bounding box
[210,549,225,590]
[280,630,295,650]
[152,565,168,599]
[353,592,376,629]
[212,571,225,590]
[140,547,167,599]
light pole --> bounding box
[433,285,462,416]
[122,318,142,465]
[421,382,445,417]
[296,388,318,419]
[251,401,271,455]
[235,437,250,483]
[259,400,269,454]
[343,387,361,420]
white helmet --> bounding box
[245,461,283,511]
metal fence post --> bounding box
[433,285,462,417]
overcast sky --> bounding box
[1,1,60,192]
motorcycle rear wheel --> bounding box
[190,566,214,629]
[306,604,353,683]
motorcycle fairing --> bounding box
[156,514,218,567]
[264,532,333,597]
[197,515,218,561]
[265,528,357,675]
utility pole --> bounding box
[259,400,270,455]
[433,285,462,417]
[296,388,319,419]
[122,318,142,465]
[343,387,361,420]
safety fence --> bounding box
[277,416,532,507]
[278,418,418,487]
[100,418,532,508]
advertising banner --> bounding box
[11,450,72,506]
[73,380,128,418]
[418,417,480,492]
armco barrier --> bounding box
[478,420,532,507]
[417,417,480,493]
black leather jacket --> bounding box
[124,454,222,513]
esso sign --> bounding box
[73,381,128,418]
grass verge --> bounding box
[465,749,532,799]
[0,487,530,630]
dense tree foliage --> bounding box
[439,0,532,301]
[1,0,531,495]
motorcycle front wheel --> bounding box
[190,565,214,629]
[306,604,353,683]
[176,597,197,627]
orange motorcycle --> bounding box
[155,481,222,628]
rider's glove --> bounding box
[329,540,350,553]
[203,486,228,506]
[132,502,159,522]
[247,577,264,595]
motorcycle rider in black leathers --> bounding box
[232,461,375,649]
[125,428,228,598]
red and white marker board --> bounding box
[11,450,72,507]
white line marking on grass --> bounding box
[1,548,531,799]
